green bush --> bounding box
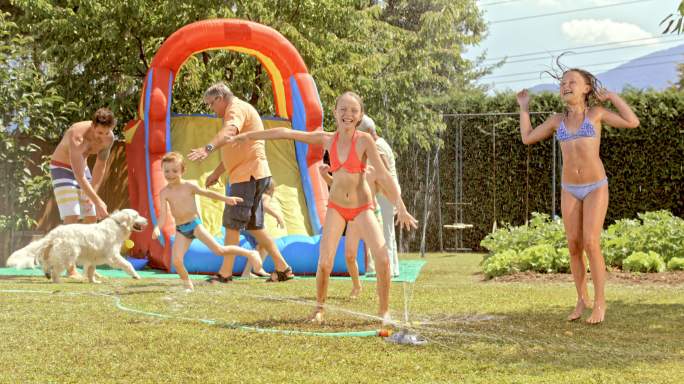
[480,213,566,260]
[667,257,684,271]
[483,250,519,279]
[602,211,684,266]
[622,251,666,273]
[554,248,571,273]
[518,244,557,274]
[480,210,683,277]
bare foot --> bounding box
[381,312,395,327]
[67,271,83,280]
[309,308,324,324]
[567,298,592,321]
[586,302,606,325]
[182,280,194,292]
[252,268,271,278]
[349,286,361,299]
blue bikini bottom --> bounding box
[562,178,608,201]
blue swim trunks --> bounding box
[176,217,202,239]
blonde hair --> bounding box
[204,82,234,102]
[161,151,185,171]
[335,91,365,127]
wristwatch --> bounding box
[204,143,215,153]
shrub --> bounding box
[483,250,519,279]
[554,247,570,273]
[622,251,666,273]
[480,213,566,261]
[667,257,684,271]
[518,244,557,273]
[479,210,683,278]
[602,211,684,265]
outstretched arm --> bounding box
[517,89,559,145]
[188,106,244,161]
[192,184,244,205]
[360,135,417,230]
[230,128,330,146]
[597,91,640,128]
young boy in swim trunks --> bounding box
[152,152,266,291]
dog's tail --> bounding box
[6,237,51,269]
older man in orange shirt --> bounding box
[188,83,294,283]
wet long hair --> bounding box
[545,53,604,111]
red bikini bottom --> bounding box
[327,200,374,222]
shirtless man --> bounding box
[49,108,116,278]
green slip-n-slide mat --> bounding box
[0,260,426,283]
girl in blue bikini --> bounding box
[517,68,639,324]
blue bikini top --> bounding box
[556,115,597,142]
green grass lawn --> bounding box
[1,253,682,383]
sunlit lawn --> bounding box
[1,253,682,383]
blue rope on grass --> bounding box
[0,289,380,338]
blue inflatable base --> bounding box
[169,234,366,276]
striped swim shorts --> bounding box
[49,160,96,219]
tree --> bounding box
[674,64,684,91]
[0,11,77,231]
[7,0,488,149]
[661,1,684,34]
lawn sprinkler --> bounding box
[384,327,428,346]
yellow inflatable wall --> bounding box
[170,115,313,239]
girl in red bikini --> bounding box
[230,91,418,324]
[517,65,639,324]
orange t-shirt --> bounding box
[220,98,271,183]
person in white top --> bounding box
[358,115,401,277]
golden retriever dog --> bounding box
[7,209,148,283]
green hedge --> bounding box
[394,89,684,252]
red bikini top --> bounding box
[329,130,366,174]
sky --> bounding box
[466,0,683,92]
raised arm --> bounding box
[68,130,107,218]
[230,128,330,146]
[360,135,417,230]
[597,91,640,129]
[517,89,559,145]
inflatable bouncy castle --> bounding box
[124,19,364,275]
